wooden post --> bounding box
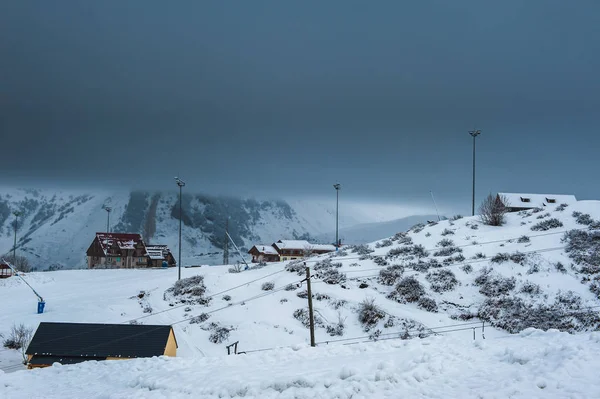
[306,267,316,347]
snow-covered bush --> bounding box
[285,260,306,275]
[479,193,507,226]
[357,298,386,331]
[164,275,211,305]
[426,269,459,293]
[531,218,563,231]
[509,252,528,265]
[375,239,393,248]
[472,252,486,259]
[555,262,567,274]
[189,313,210,324]
[378,265,404,286]
[563,229,600,271]
[387,245,429,259]
[372,256,389,266]
[417,297,438,312]
[573,211,594,226]
[350,244,374,255]
[527,264,540,274]
[536,212,551,219]
[392,232,413,245]
[329,299,347,309]
[387,276,426,303]
[326,314,346,336]
[318,268,347,285]
[451,215,463,221]
[520,281,542,296]
[476,271,516,297]
[209,327,232,344]
[556,203,569,211]
[441,228,455,236]
[517,235,531,243]
[490,252,510,263]
[313,258,342,271]
[433,246,462,257]
[437,238,455,247]
[461,264,473,273]
[409,223,426,233]
[293,308,324,329]
[284,284,297,291]
[222,295,232,301]
[261,281,275,291]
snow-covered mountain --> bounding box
[0,188,424,270]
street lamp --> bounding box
[333,183,341,250]
[103,206,112,233]
[175,177,186,280]
[469,129,481,216]
[12,211,20,268]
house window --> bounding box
[520,197,530,203]
[117,257,121,262]
[546,198,556,203]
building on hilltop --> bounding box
[25,322,177,369]
[248,240,337,263]
[498,193,577,213]
[86,232,175,269]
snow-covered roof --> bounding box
[250,245,279,255]
[310,244,337,252]
[145,245,171,260]
[499,193,577,209]
[96,233,144,254]
[273,240,312,250]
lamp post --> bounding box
[333,183,341,250]
[103,206,112,233]
[175,177,186,280]
[469,130,481,216]
[13,211,20,268]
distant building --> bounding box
[146,245,177,268]
[498,193,577,213]
[248,240,337,263]
[26,322,177,369]
[248,244,281,263]
[0,262,12,279]
[86,233,175,269]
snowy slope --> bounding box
[0,187,423,269]
[2,199,600,396]
[3,330,600,398]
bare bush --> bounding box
[293,308,324,329]
[433,246,462,257]
[573,211,594,226]
[285,260,306,275]
[2,323,34,362]
[164,275,211,305]
[350,244,374,255]
[479,193,508,226]
[563,229,600,271]
[461,264,473,273]
[375,239,393,248]
[2,254,32,273]
[318,268,347,285]
[417,297,438,312]
[326,313,346,336]
[520,281,542,296]
[437,238,455,248]
[556,203,569,212]
[441,228,455,236]
[378,265,404,286]
[189,313,210,324]
[209,327,232,344]
[517,235,531,243]
[261,281,275,291]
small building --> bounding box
[0,262,12,279]
[498,193,577,213]
[248,240,337,262]
[145,245,177,268]
[248,244,280,263]
[25,322,177,369]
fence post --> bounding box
[306,267,316,347]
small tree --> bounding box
[2,254,32,273]
[479,194,508,226]
[3,323,34,363]
[303,245,314,258]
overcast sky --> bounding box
[1,0,599,214]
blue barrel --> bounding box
[37,301,46,314]
[162,261,168,268]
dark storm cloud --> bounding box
[1,0,599,212]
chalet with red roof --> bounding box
[86,233,175,269]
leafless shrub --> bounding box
[479,193,508,226]
[357,298,386,331]
[3,323,33,362]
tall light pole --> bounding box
[13,211,20,268]
[469,130,481,216]
[175,177,186,280]
[333,183,341,250]
[103,206,112,233]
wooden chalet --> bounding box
[145,245,177,267]
[86,233,147,269]
[248,244,280,263]
[25,322,177,369]
[0,262,12,279]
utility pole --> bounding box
[306,266,316,347]
[12,211,20,268]
[175,177,186,280]
[104,206,112,233]
[469,130,481,216]
[333,183,341,250]
[223,217,229,265]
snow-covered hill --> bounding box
[0,188,422,270]
[2,199,600,397]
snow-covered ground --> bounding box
[3,329,600,398]
[2,199,600,397]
